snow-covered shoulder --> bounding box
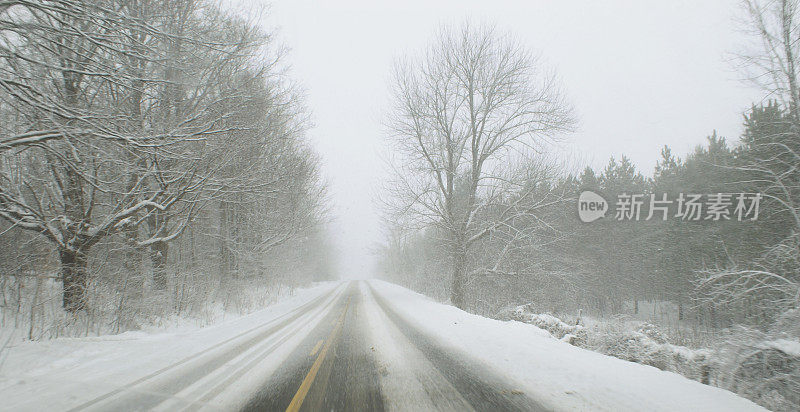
[0,281,341,411]
[367,279,766,412]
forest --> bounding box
[0,0,334,338]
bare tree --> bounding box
[694,0,800,320]
[0,0,282,311]
[385,22,574,309]
[739,0,800,231]
[696,234,800,316]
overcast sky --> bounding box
[233,0,764,278]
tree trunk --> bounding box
[123,227,143,297]
[151,240,168,290]
[597,295,607,317]
[219,201,234,276]
[60,248,88,312]
[450,245,468,310]
[710,304,717,329]
[146,208,170,290]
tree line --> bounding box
[0,0,332,328]
[380,1,800,334]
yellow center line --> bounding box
[286,297,350,412]
[308,340,323,357]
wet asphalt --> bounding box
[242,282,545,412]
[69,281,548,412]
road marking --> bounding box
[192,293,345,407]
[286,297,350,412]
[67,285,345,412]
[309,340,323,357]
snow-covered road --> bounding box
[0,280,766,411]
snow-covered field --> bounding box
[0,281,341,411]
[366,279,766,412]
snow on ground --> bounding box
[367,279,766,412]
[763,338,800,357]
[0,281,341,411]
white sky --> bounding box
[232,0,764,278]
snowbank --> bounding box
[368,279,766,412]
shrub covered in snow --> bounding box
[505,304,588,347]
[503,308,713,379]
[715,314,800,412]
[592,322,713,382]
[730,343,799,411]
[503,304,800,412]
